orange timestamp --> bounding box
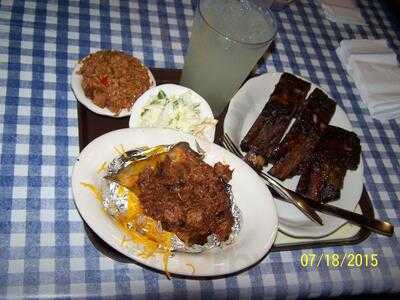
[300,253,379,269]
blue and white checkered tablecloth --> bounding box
[0,0,399,298]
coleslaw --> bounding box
[138,90,217,135]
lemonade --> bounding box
[180,0,276,115]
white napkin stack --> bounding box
[336,39,400,121]
[321,0,366,25]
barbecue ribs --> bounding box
[296,125,361,203]
[241,73,311,170]
[268,88,336,180]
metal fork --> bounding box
[222,133,394,236]
[222,133,323,225]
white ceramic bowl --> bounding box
[70,52,156,118]
[129,84,216,142]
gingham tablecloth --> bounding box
[0,0,399,298]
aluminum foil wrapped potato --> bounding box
[103,142,241,254]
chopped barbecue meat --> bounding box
[108,142,234,246]
[241,73,311,170]
[269,89,336,180]
[214,162,233,183]
[296,126,361,203]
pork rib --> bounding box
[296,125,361,203]
[241,73,311,169]
[268,88,336,180]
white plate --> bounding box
[129,84,216,142]
[70,54,156,118]
[71,128,278,276]
[224,72,363,238]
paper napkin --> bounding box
[321,0,366,25]
[336,39,400,121]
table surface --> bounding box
[1,0,399,299]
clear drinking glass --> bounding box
[180,0,277,115]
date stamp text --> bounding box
[300,253,379,269]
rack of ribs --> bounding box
[296,125,361,203]
[240,73,311,170]
[268,88,336,180]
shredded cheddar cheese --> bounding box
[114,185,174,277]
[163,251,172,279]
[144,145,168,156]
[97,161,108,174]
[80,182,103,203]
[114,144,128,158]
[82,181,173,278]
[120,235,132,247]
[186,263,195,275]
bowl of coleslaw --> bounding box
[129,84,217,141]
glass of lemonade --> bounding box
[180,0,277,116]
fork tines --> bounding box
[223,133,243,158]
